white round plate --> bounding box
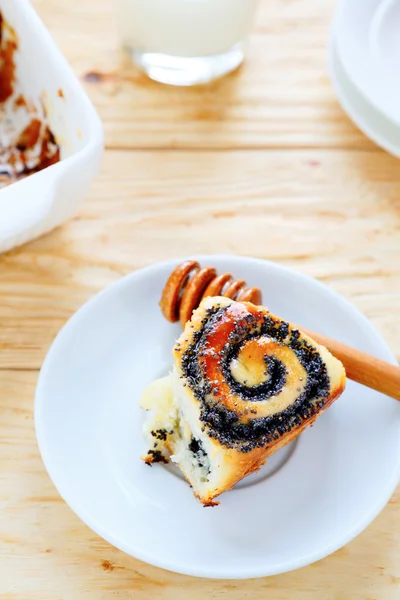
[369,0,400,84]
[328,32,400,159]
[35,255,400,579]
[335,0,400,127]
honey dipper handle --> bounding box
[300,327,400,401]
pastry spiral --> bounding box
[142,296,346,504]
[175,297,340,452]
[160,260,262,327]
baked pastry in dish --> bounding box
[141,296,346,505]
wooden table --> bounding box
[1,0,400,597]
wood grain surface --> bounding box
[32,0,375,150]
[1,0,400,598]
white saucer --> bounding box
[328,32,400,158]
[335,0,400,127]
[35,255,400,578]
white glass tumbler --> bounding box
[115,0,259,86]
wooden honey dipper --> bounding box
[160,260,400,401]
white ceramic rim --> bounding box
[335,0,400,128]
[328,28,400,159]
[35,255,400,578]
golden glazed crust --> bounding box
[189,387,342,505]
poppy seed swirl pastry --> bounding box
[141,296,346,505]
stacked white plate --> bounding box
[330,0,400,156]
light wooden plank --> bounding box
[30,0,373,150]
[0,369,400,599]
[0,148,399,369]
[1,0,399,596]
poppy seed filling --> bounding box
[188,436,211,474]
[180,306,330,452]
[223,341,288,401]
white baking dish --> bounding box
[0,0,103,253]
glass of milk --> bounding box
[115,0,259,86]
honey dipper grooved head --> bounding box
[178,267,216,327]
[160,261,263,326]
[159,260,199,322]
